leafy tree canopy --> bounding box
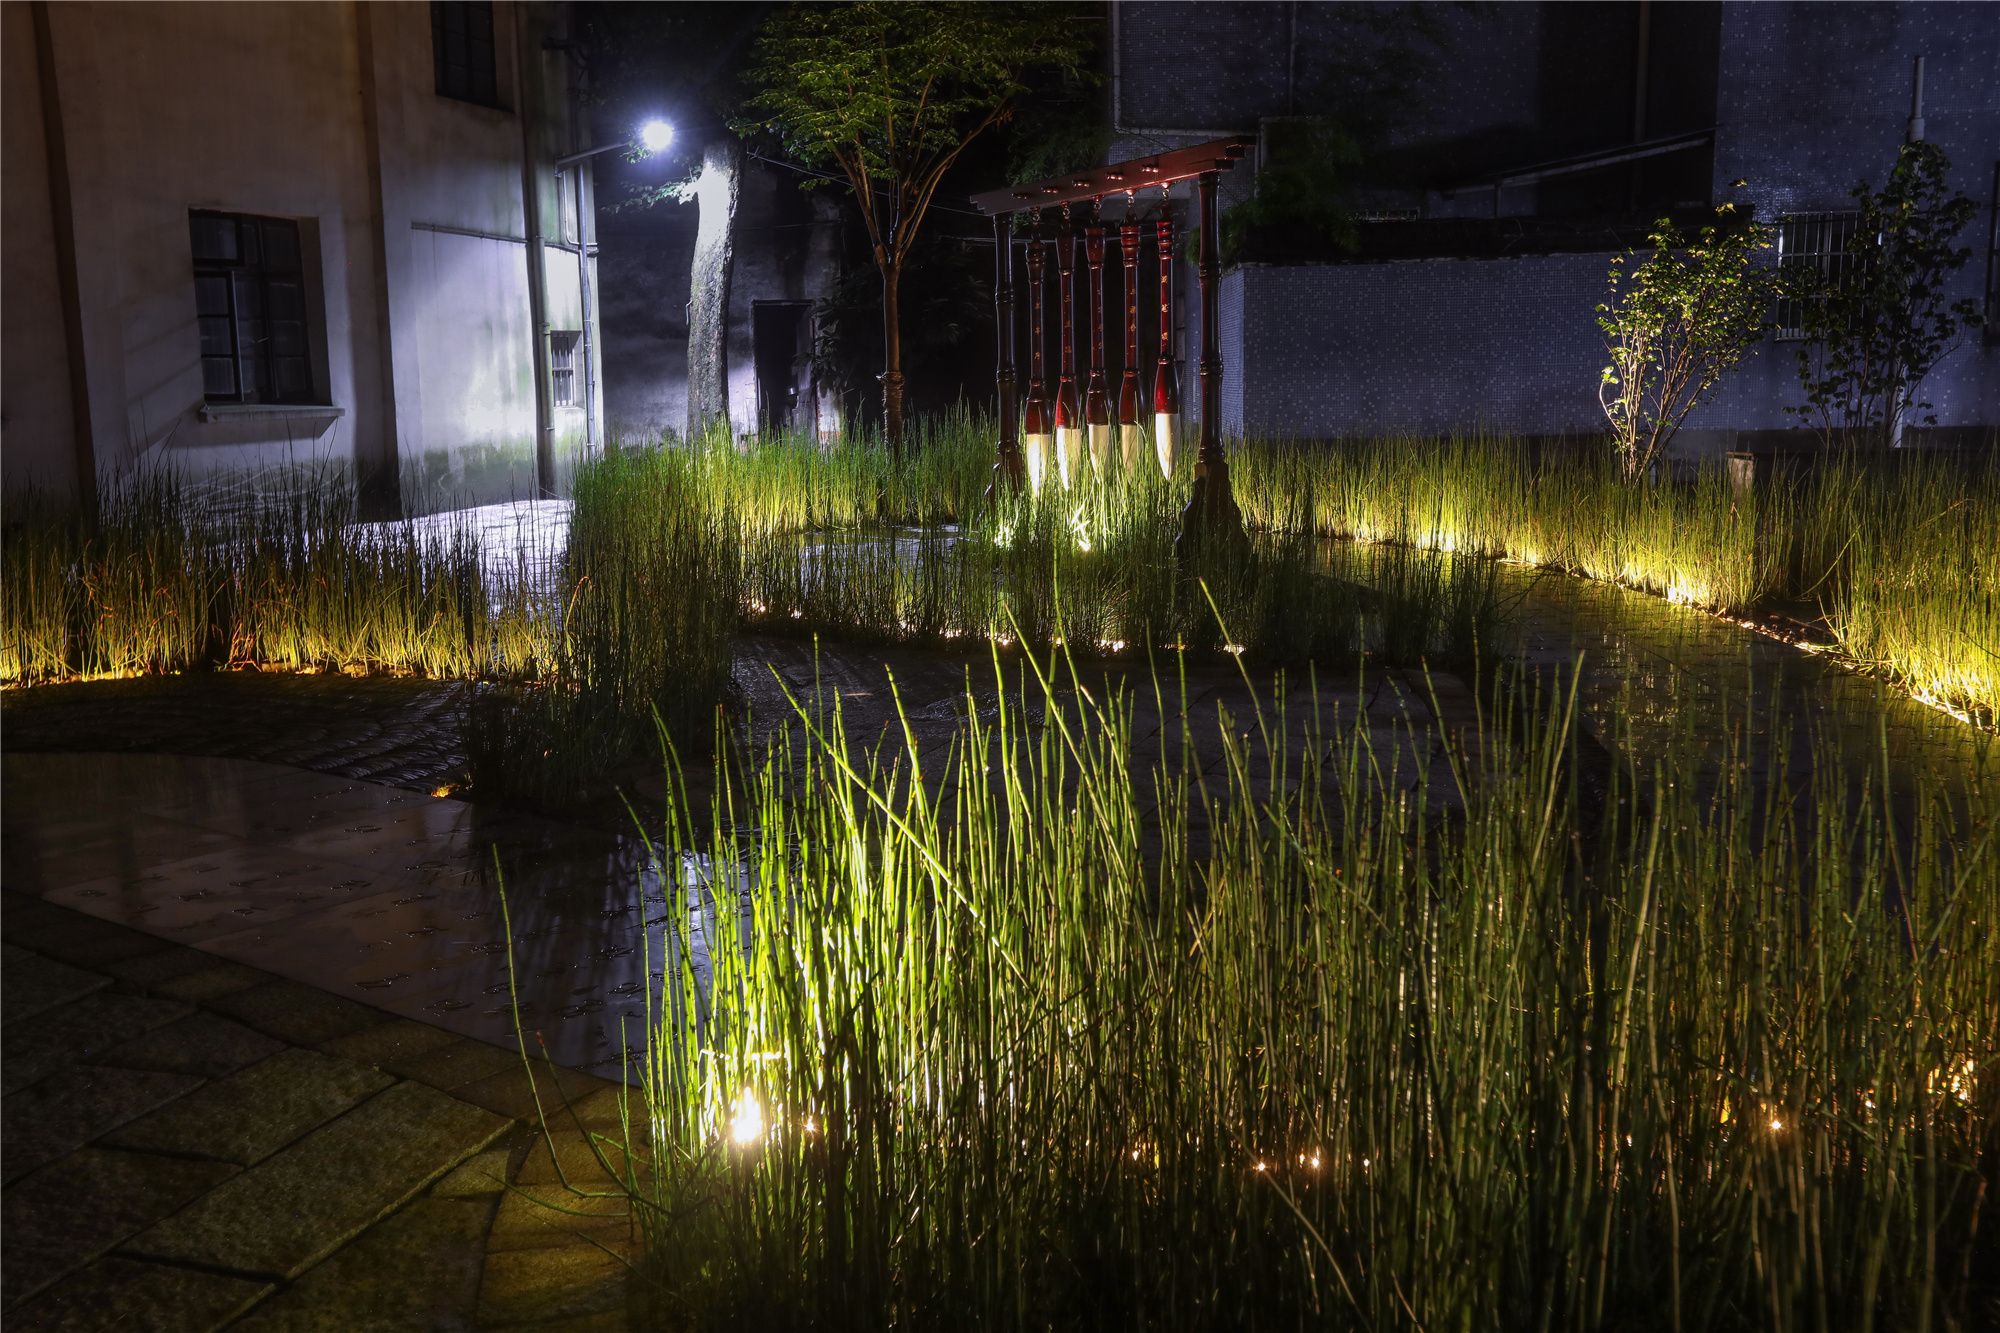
[741,1,1093,446]
[1597,207,1781,480]
[1784,141,1984,445]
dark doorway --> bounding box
[753,301,812,435]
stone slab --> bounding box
[432,1147,514,1197]
[384,1036,522,1090]
[516,1130,636,1190]
[1,951,109,1027]
[487,1181,631,1253]
[31,920,175,971]
[96,943,230,989]
[6,1255,271,1332]
[449,1060,620,1125]
[478,1240,633,1327]
[320,1017,462,1068]
[1,991,194,1096]
[203,979,390,1047]
[103,1048,394,1166]
[226,1196,492,1332]
[127,1078,509,1279]
[2,1064,204,1184]
[496,1313,629,1333]
[89,1011,285,1078]
[151,961,277,1002]
[1,1147,239,1309]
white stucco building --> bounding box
[3,0,603,514]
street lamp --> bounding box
[553,121,674,455]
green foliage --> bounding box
[601,656,1996,1329]
[1219,118,1361,264]
[468,448,740,805]
[1,470,552,686]
[742,2,1091,443]
[1784,141,1985,445]
[1596,209,1781,481]
[744,3,1088,189]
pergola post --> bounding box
[1175,168,1244,559]
[986,210,1024,501]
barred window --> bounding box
[432,1,499,108]
[191,212,314,403]
[550,331,580,408]
[1774,212,1861,342]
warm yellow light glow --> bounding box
[1119,421,1143,472]
[1088,422,1112,470]
[1024,433,1051,492]
[730,1089,764,1145]
[1768,1118,1783,1132]
[1056,427,1083,488]
[1070,504,1092,552]
[1153,412,1178,478]
[431,785,454,798]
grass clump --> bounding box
[1232,433,2000,722]
[594,657,1997,1330]
[2,470,552,685]
[467,448,740,805]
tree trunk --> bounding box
[880,260,904,453]
[686,136,741,444]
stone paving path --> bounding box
[2,889,636,1331]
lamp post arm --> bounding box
[553,140,631,172]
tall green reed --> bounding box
[1232,433,1997,721]
[2,469,551,685]
[466,447,740,804]
[595,653,1995,1330]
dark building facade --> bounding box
[1114,1,1999,449]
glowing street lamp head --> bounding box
[638,120,675,154]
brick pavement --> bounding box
[2,889,636,1332]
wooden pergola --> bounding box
[970,137,1253,552]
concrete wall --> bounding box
[597,203,695,447]
[1219,257,1610,439]
[2,1,597,513]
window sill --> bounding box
[199,403,345,424]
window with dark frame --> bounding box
[549,331,580,408]
[1774,211,1862,342]
[191,212,314,404]
[432,1,500,108]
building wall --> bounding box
[1689,0,2000,437]
[1,1,597,513]
[1125,0,2000,443]
[1220,258,1610,439]
[596,206,695,446]
[0,3,78,494]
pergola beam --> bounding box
[970,138,1253,217]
